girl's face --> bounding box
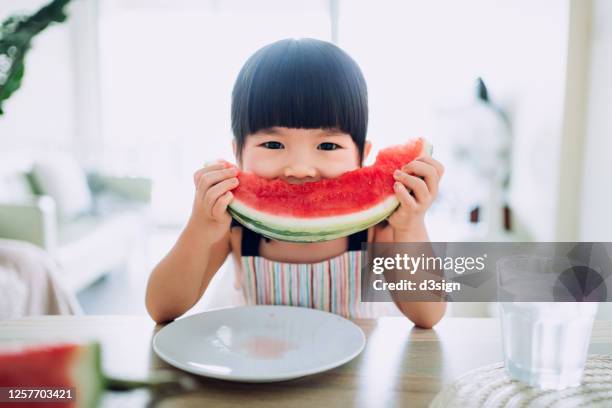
[236,127,371,183]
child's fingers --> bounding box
[400,161,439,197]
[193,164,223,186]
[197,168,238,193]
[393,170,429,204]
[203,177,239,217]
[203,159,223,168]
[416,156,445,178]
[211,191,233,221]
[393,182,418,210]
[193,161,233,186]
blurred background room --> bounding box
[1,0,610,320]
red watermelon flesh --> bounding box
[0,342,103,408]
[226,138,432,242]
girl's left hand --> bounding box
[387,156,445,232]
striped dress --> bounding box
[231,220,400,319]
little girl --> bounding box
[146,38,446,328]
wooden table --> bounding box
[1,316,611,407]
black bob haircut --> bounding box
[231,38,369,163]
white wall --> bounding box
[496,1,569,241]
[338,0,570,241]
[579,0,612,241]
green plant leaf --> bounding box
[0,0,72,115]
[0,58,24,100]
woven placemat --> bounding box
[430,355,612,408]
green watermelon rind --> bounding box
[230,211,368,243]
[75,342,105,407]
[229,199,399,243]
[229,194,400,233]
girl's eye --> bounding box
[317,142,340,151]
[261,141,284,149]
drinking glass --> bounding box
[497,255,599,390]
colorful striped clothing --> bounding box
[231,220,400,319]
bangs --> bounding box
[231,38,368,160]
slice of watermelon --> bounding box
[0,342,195,408]
[228,137,432,242]
[0,342,103,408]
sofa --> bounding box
[0,154,151,293]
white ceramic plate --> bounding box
[153,305,366,382]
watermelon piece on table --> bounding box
[0,342,194,408]
[227,137,433,242]
[0,342,103,408]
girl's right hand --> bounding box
[189,161,239,242]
